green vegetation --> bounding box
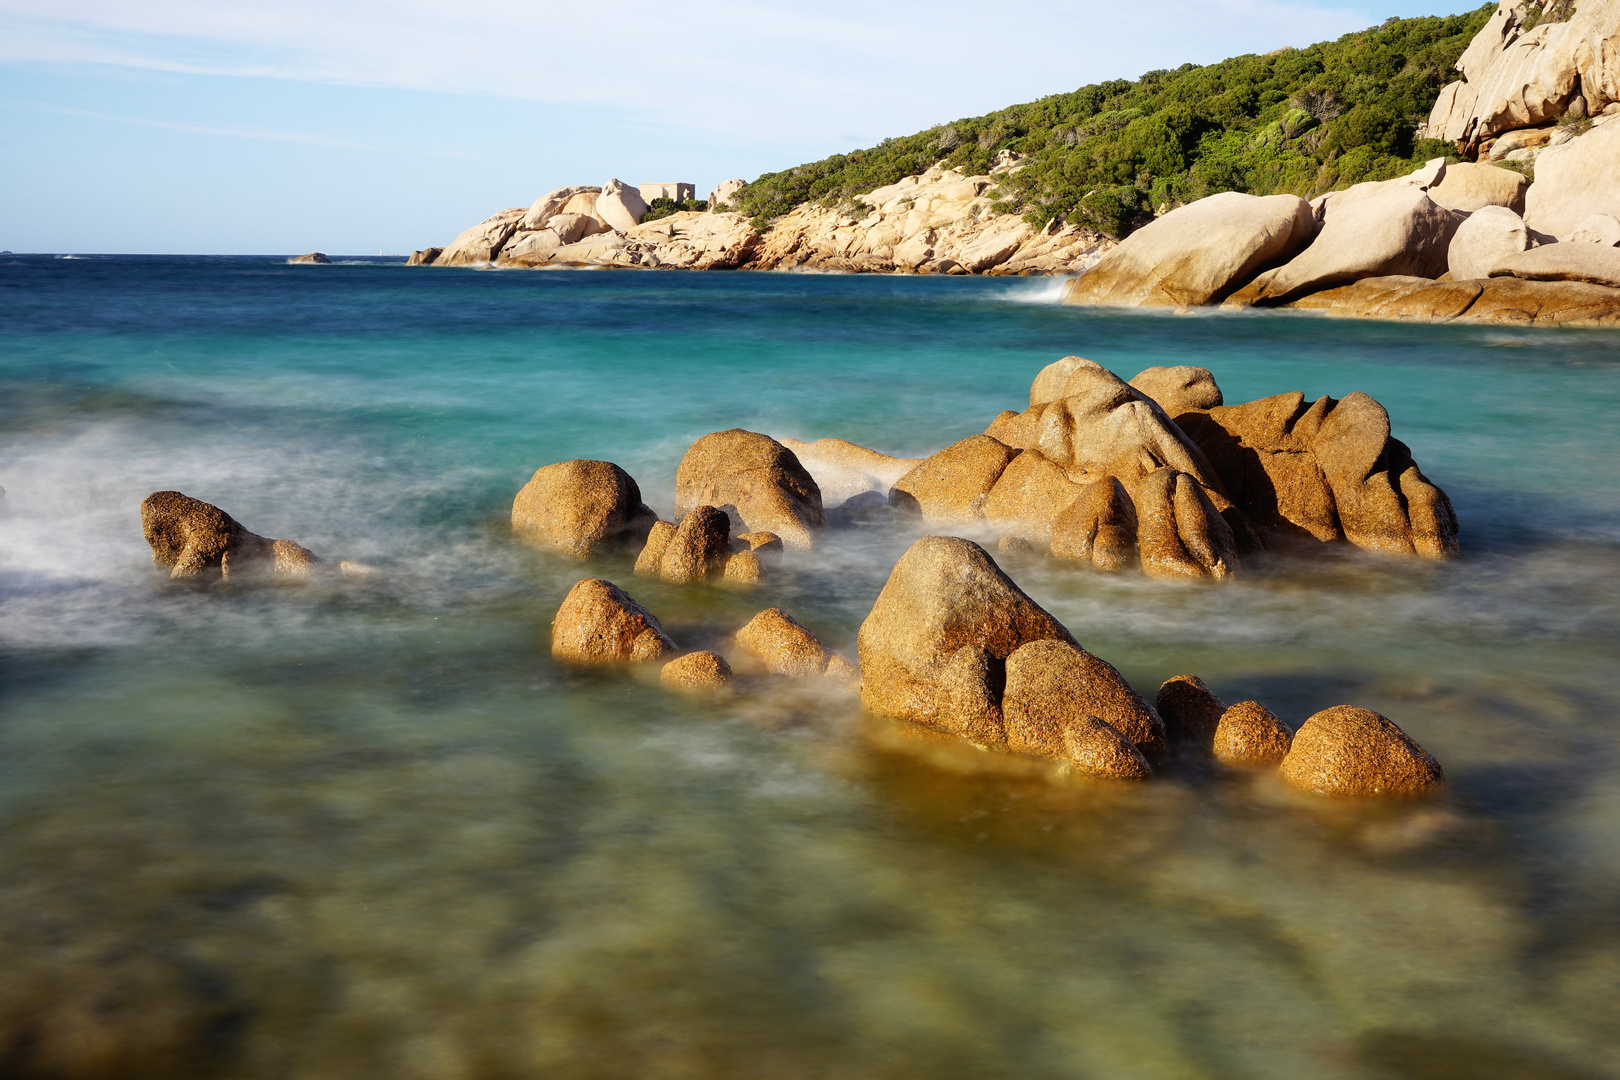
[732,5,1493,237]
[641,197,709,223]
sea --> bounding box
[2,254,1618,1080]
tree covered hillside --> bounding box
[733,4,1494,237]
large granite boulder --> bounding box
[1064,192,1313,307]
[1489,242,1620,287]
[1155,674,1227,747]
[675,430,826,550]
[1002,639,1166,761]
[1448,205,1531,281]
[1525,121,1620,238]
[141,491,318,579]
[1213,701,1294,766]
[890,435,1018,522]
[707,178,746,209]
[434,208,527,266]
[596,179,649,233]
[1569,213,1620,246]
[657,505,733,584]
[735,607,837,677]
[982,448,1086,544]
[500,230,565,264]
[1028,356,1098,408]
[1425,161,1529,214]
[1227,185,1463,306]
[1128,365,1223,415]
[520,186,601,231]
[1048,477,1137,571]
[1279,706,1443,796]
[551,579,674,664]
[1421,0,1620,153]
[1173,391,1459,559]
[511,460,657,558]
[1133,467,1241,580]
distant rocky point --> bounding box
[289,252,331,265]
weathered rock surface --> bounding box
[1569,212,1620,245]
[1448,204,1531,281]
[1284,273,1620,324]
[1226,185,1463,306]
[890,435,1018,522]
[1175,390,1459,559]
[596,178,649,233]
[660,650,735,694]
[1425,161,1529,214]
[1490,241,1620,286]
[520,186,601,231]
[1065,192,1314,307]
[983,448,1086,544]
[735,608,835,677]
[857,536,1076,743]
[634,521,676,576]
[658,505,733,584]
[735,531,784,557]
[1134,467,1241,580]
[778,437,922,506]
[405,247,442,266]
[141,491,318,579]
[511,460,656,558]
[1279,705,1443,796]
[1128,366,1223,415]
[435,208,527,267]
[1048,477,1137,571]
[1421,0,1620,153]
[1526,120,1620,238]
[1028,356,1101,408]
[1060,716,1154,780]
[550,579,675,664]
[675,429,825,550]
[707,178,745,210]
[1213,701,1294,766]
[1155,675,1227,747]
[289,252,330,265]
[1002,639,1166,761]
[723,549,765,584]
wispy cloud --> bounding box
[1,101,411,151]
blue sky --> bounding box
[0,0,1478,254]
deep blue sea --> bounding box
[3,254,1619,1079]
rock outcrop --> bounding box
[1286,273,1620,325]
[857,536,1164,762]
[435,208,527,267]
[656,505,734,584]
[1524,119,1620,237]
[1421,0,1620,154]
[596,178,649,233]
[1490,241,1620,286]
[1065,192,1314,307]
[289,252,330,265]
[511,460,657,558]
[550,579,674,664]
[141,491,319,579]
[1279,706,1443,796]
[889,436,1018,522]
[1447,204,1532,280]
[1128,366,1223,414]
[675,430,826,550]
[1425,161,1530,214]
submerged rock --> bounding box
[1061,715,1155,780]
[675,429,825,550]
[778,437,921,506]
[289,252,331,265]
[1002,639,1166,761]
[1213,701,1294,766]
[551,579,675,664]
[735,608,837,677]
[141,491,319,580]
[511,459,657,559]
[722,549,765,584]
[634,521,677,576]
[1279,706,1443,796]
[1155,675,1227,747]
[658,505,733,584]
[660,651,735,694]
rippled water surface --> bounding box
[2,255,1619,1079]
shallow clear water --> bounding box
[2,255,1619,1079]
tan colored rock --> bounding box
[675,429,825,550]
[658,505,733,584]
[1065,191,1314,307]
[1062,716,1154,780]
[1489,242,1620,287]
[660,651,735,694]
[1049,477,1137,571]
[549,212,610,244]
[1568,213,1620,245]
[1525,114,1620,238]
[857,536,1075,741]
[1128,366,1222,415]
[735,607,831,677]
[778,437,922,506]
[1134,467,1241,580]
[499,230,565,264]
[707,178,746,209]
[723,549,765,584]
[435,208,527,266]
[1213,701,1293,766]
[551,579,674,664]
[1155,675,1226,747]
[289,252,330,265]
[1279,706,1443,797]
[1448,205,1531,281]
[825,654,860,684]
[511,459,656,558]
[735,531,783,557]
[141,490,318,580]
[1002,638,1166,760]
[1029,356,1104,407]
[982,448,1085,543]
[1484,126,1553,160]
[1425,161,1529,214]
[519,186,600,231]
[405,247,442,266]
[889,435,1017,522]
[595,178,648,232]
[634,520,676,576]
[1456,275,1620,323]
[1227,186,1463,306]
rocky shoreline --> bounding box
[140,354,1454,799]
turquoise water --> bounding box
[2,255,1619,1079]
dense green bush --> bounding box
[641,198,710,223]
[731,5,1491,237]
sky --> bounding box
[0,0,1478,254]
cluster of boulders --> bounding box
[407,161,1117,276]
[1066,0,1620,325]
[137,354,1456,798]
